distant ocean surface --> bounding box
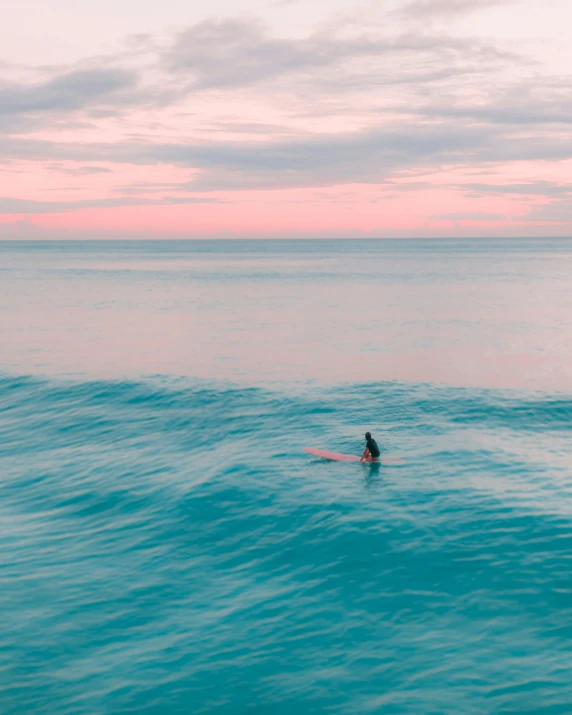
[2,239,572,714]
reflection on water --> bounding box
[1,238,572,389]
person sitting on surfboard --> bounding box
[361,432,380,462]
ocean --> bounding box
[2,239,572,714]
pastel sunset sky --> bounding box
[1,0,572,238]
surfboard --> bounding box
[304,447,361,462]
[304,447,404,465]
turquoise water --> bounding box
[2,240,572,713]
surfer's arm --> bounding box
[360,447,371,462]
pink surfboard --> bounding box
[304,448,404,465]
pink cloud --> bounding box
[1,12,572,238]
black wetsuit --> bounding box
[366,437,380,459]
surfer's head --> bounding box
[365,432,371,440]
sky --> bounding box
[1,0,572,239]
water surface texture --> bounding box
[2,239,572,714]
[2,238,572,388]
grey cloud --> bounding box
[477,133,572,162]
[114,181,189,195]
[163,19,509,91]
[145,125,493,189]
[165,19,336,88]
[426,95,572,126]
[48,164,114,176]
[144,127,572,190]
[399,0,510,20]
[73,166,113,176]
[522,198,572,224]
[458,181,572,198]
[0,195,220,214]
[4,125,478,175]
[0,67,143,132]
[433,210,509,221]
[403,72,572,129]
[0,18,532,139]
[2,119,572,193]
[0,68,137,114]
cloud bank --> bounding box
[1,0,571,237]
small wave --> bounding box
[2,373,572,714]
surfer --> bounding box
[360,432,380,462]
